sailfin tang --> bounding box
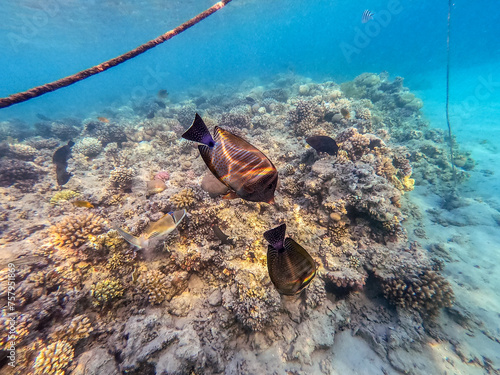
[182,113,215,146]
[263,223,286,250]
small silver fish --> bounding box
[115,209,186,249]
[362,9,374,23]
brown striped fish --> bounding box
[263,224,316,295]
[182,114,278,204]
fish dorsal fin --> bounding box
[263,223,286,250]
[182,113,215,146]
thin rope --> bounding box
[0,0,232,109]
[446,0,457,186]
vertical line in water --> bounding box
[446,0,457,187]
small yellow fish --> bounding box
[97,117,109,123]
[114,209,186,249]
[72,200,94,208]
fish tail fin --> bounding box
[182,113,215,146]
[170,209,187,225]
[114,225,144,249]
[263,223,287,250]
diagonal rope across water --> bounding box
[0,0,232,109]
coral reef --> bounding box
[50,213,106,251]
[50,190,80,205]
[73,137,103,157]
[90,279,124,307]
[382,269,454,317]
[170,188,196,208]
[33,340,74,375]
[109,167,135,191]
[0,72,475,375]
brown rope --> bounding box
[0,0,232,109]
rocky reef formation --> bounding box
[0,72,481,375]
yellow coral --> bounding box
[170,188,196,208]
[50,190,80,205]
[90,279,124,307]
[50,213,106,251]
[391,175,415,194]
[52,315,93,345]
[33,340,74,375]
[402,175,415,192]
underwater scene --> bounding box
[1,0,499,374]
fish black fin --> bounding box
[263,223,286,250]
[182,113,215,146]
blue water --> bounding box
[2,0,499,123]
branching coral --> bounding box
[50,213,106,251]
[137,269,188,304]
[0,313,31,351]
[170,188,196,209]
[382,269,454,317]
[33,340,74,375]
[90,279,124,307]
[287,100,319,136]
[222,273,280,331]
[336,127,371,160]
[52,315,93,345]
[109,166,135,191]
